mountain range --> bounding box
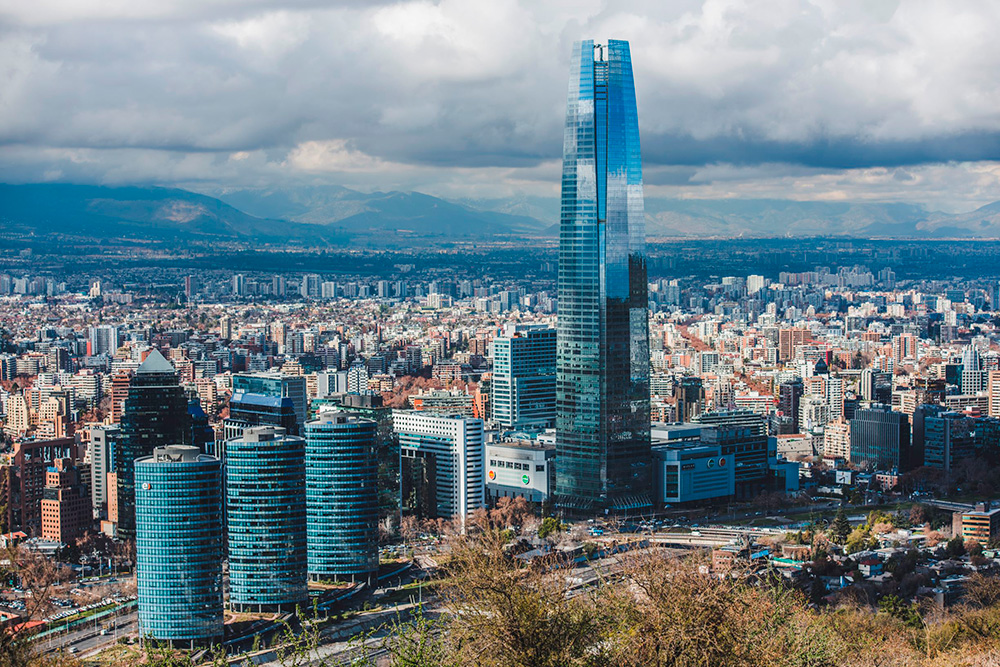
[5,182,1000,244]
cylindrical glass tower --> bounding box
[226,427,308,613]
[305,414,378,583]
[135,445,223,648]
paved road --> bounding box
[41,607,138,658]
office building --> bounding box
[962,347,987,395]
[485,441,555,505]
[395,412,484,521]
[135,446,223,648]
[651,441,735,506]
[226,427,308,612]
[849,406,911,471]
[555,39,651,512]
[923,410,975,472]
[490,326,556,431]
[695,411,776,499]
[333,394,399,522]
[88,424,119,520]
[232,372,307,435]
[305,414,379,583]
[957,503,1000,547]
[675,376,704,423]
[116,350,190,538]
[224,390,298,441]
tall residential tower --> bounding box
[556,40,651,512]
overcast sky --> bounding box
[2,0,1000,211]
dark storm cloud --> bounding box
[2,0,1000,207]
[641,131,1000,170]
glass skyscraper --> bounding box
[556,39,651,512]
[305,413,379,583]
[226,426,308,613]
[135,445,223,648]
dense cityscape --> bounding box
[6,3,1000,666]
[6,216,1000,663]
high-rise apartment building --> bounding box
[88,424,119,520]
[88,325,119,356]
[554,39,651,511]
[40,458,90,543]
[117,350,190,538]
[490,325,556,431]
[778,379,803,432]
[823,419,851,460]
[2,437,77,535]
[226,427,308,612]
[394,412,484,521]
[989,370,1000,418]
[778,327,810,362]
[892,334,918,363]
[305,414,379,583]
[135,446,223,648]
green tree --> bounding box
[537,517,562,539]
[878,594,924,629]
[829,507,851,544]
[945,535,966,558]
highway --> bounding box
[40,605,138,658]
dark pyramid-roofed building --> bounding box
[116,349,191,539]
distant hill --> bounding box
[0,183,323,242]
[7,183,1000,244]
[0,183,550,246]
[465,195,1000,239]
[642,199,936,238]
[213,185,551,239]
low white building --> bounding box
[485,441,555,505]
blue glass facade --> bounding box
[135,446,223,648]
[226,427,308,613]
[305,414,378,583]
[556,40,651,511]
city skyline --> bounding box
[7,4,1000,664]
[2,2,1000,213]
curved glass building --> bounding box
[226,427,308,613]
[305,414,378,583]
[135,445,223,648]
[556,39,651,512]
